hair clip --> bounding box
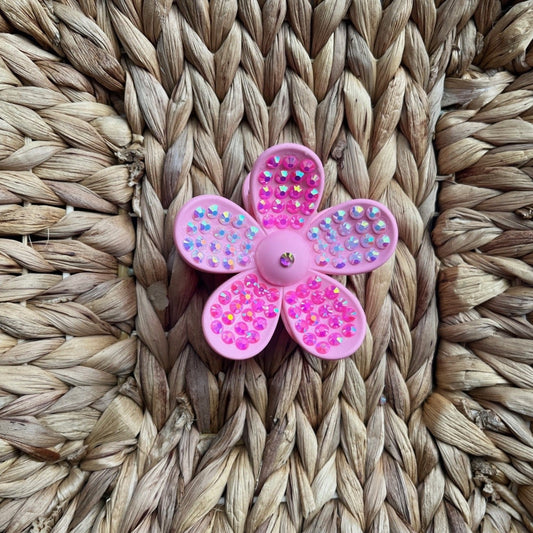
[174,144,398,360]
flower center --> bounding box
[255,231,310,286]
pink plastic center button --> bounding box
[255,231,310,286]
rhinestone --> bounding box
[226,232,239,244]
[183,237,194,251]
[247,330,260,343]
[315,324,329,337]
[325,286,340,299]
[208,256,219,267]
[290,185,303,198]
[306,312,319,326]
[230,301,244,314]
[259,186,272,199]
[356,221,369,233]
[209,241,221,253]
[276,214,290,229]
[236,337,249,350]
[328,334,343,346]
[241,242,253,254]
[330,243,344,255]
[342,324,357,337]
[244,273,258,286]
[193,207,205,220]
[300,300,313,313]
[254,283,268,297]
[295,320,308,333]
[301,202,315,215]
[366,249,379,262]
[214,228,226,239]
[285,291,298,304]
[283,155,297,169]
[187,222,197,234]
[242,310,254,322]
[253,317,267,330]
[246,226,260,239]
[334,298,348,311]
[350,205,364,219]
[307,276,322,289]
[374,220,387,233]
[221,331,234,344]
[218,291,231,305]
[267,288,280,302]
[333,210,346,223]
[224,244,236,256]
[276,170,289,183]
[287,199,301,214]
[265,305,279,318]
[288,307,300,319]
[259,170,272,184]
[233,214,246,228]
[300,159,316,172]
[343,308,357,322]
[303,333,316,346]
[306,188,319,201]
[276,185,289,198]
[257,199,270,213]
[237,255,250,267]
[191,250,204,263]
[222,312,235,325]
[367,206,380,219]
[315,255,329,267]
[251,299,265,313]
[332,257,346,269]
[319,217,333,231]
[280,252,294,267]
[199,221,211,232]
[210,304,223,318]
[311,291,325,305]
[263,214,275,228]
[316,342,330,354]
[349,252,362,265]
[223,258,235,269]
[239,290,253,304]
[219,211,232,225]
[329,316,344,328]
[361,234,375,248]
[267,155,281,168]
[290,216,305,229]
[235,322,248,335]
[325,230,337,243]
[338,222,352,236]
[207,205,219,218]
[345,236,359,250]
[271,199,284,213]
[306,174,319,187]
[195,237,206,248]
[318,304,333,318]
[293,170,305,182]
[377,235,391,249]
[307,227,320,240]
[296,284,310,298]
[314,241,328,252]
[211,320,223,334]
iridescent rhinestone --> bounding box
[290,185,303,199]
[207,205,219,218]
[210,304,223,318]
[267,288,280,302]
[333,210,346,223]
[361,234,375,248]
[271,199,284,213]
[230,301,243,314]
[227,232,240,243]
[301,202,315,215]
[293,170,305,182]
[276,170,289,183]
[223,258,235,269]
[318,304,333,318]
[246,226,260,240]
[342,324,357,337]
[311,291,325,305]
[350,205,364,219]
[183,237,194,251]
[187,222,197,234]
[307,227,320,240]
[265,305,279,318]
[251,299,265,313]
[315,324,329,337]
[349,252,362,265]
[306,174,319,187]
[276,214,290,229]
[280,252,294,267]
[290,216,305,229]
[259,186,272,199]
[366,249,379,262]
[316,342,330,354]
[306,312,319,326]
[296,284,310,298]
[244,273,258,286]
[288,307,300,319]
[276,185,289,198]
[267,155,281,168]
[257,199,270,213]
[236,337,249,350]
[254,283,267,297]
[343,308,357,322]
[222,311,235,325]
[285,291,298,304]
[332,257,346,269]
[195,237,206,248]
[367,206,380,219]
[300,159,316,173]
[193,207,205,220]
[214,228,226,239]
[199,220,212,232]
[329,316,344,328]
[219,211,231,224]
[218,291,231,305]
[287,199,302,214]
[295,320,308,333]
[377,235,391,249]
[315,254,329,267]
[239,290,253,304]
[356,221,369,233]
[319,217,333,231]
[241,241,253,254]
[254,317,267,330]
[242,310,254,322]
[191,250,204,263]
[328,334,343,346]
[338,222,352,236]
[345,236,359,250]
[208,256,219,268]
[303,333,316,346]
[263,214,276,228]
[247,330,260,343]
[305,188,319,201]
[330,243,344,255]
[307,276,322,289]
[221,331,234,344]
[300,300,313,313]
[325,230,337,243]
[283,155,297,169]
[313,241,328,252]
[211,320,223,334]
[374,220,387,233]
[259,170,272,184]
[325,286,340,299]
[224,244,236,256]
[238,255,250,267]
[210,241,221,253]
[334,298,348,312]
[233,214,246,228]
[235,322,248,335]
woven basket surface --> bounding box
[0,1,532,532]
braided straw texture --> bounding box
[0,1,531,532]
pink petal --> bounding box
[281,272,366,359]
[305,200,398,275]
[174,195,266,273]
[202,270,282,359]
[245,144,325,233]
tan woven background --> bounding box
[0,1,532,532]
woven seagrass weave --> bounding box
[0,1,532,532]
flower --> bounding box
[174,144,398,360]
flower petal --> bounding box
[245,143,325,233]
[281,272,366,359]
[304,200,398,274]
[203,270,282,359]
[174,195,266,273]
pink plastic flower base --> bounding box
[174,144,398,360]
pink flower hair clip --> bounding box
[174,144,398,360]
